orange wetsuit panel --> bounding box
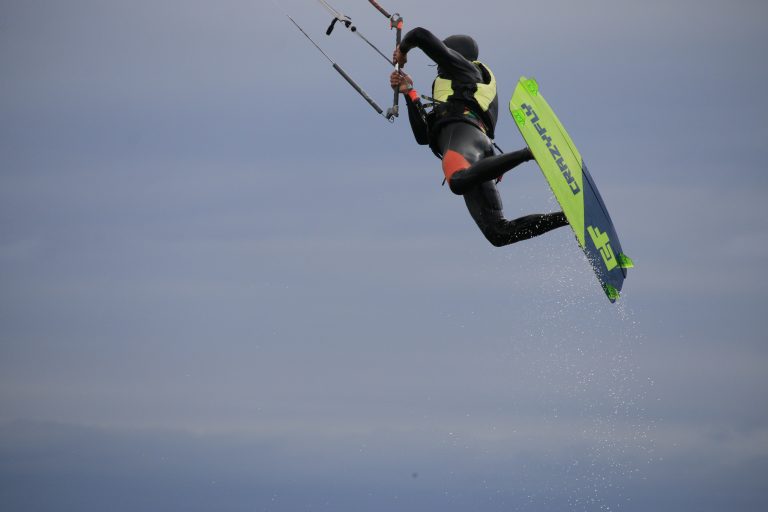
[441,150,471,183]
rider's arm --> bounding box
[404,91,429,145]
[399,27,481,83]
[391,71,429,145]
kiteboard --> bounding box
[509,77,632,302]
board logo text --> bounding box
[587,225,617,271]
[521,103,581,196]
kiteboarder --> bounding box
[390,28,568,247]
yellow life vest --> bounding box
[432,61,497,113]
[430,61,498,138]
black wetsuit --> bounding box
[399,28,567,247]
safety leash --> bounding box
[276,0,404,123]
[286,15,385,117]
[315,0,392,66]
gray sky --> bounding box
[1,0,767,510]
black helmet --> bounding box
[442,34,479,61]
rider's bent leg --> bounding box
[463,182,568,247]
[438,123,533,196]
[436,122,568,247]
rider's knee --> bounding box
[448,178,465,195]
[479,223,510,248]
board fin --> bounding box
[617,253,634,269]
[604,284,620,301]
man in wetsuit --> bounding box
[390,28,568,247]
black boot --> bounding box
[522,146,534,162]
[545,211,568,228]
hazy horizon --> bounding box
[2,1,767,510]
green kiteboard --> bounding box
[510,77,632,302]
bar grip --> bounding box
[389,20,403,119]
